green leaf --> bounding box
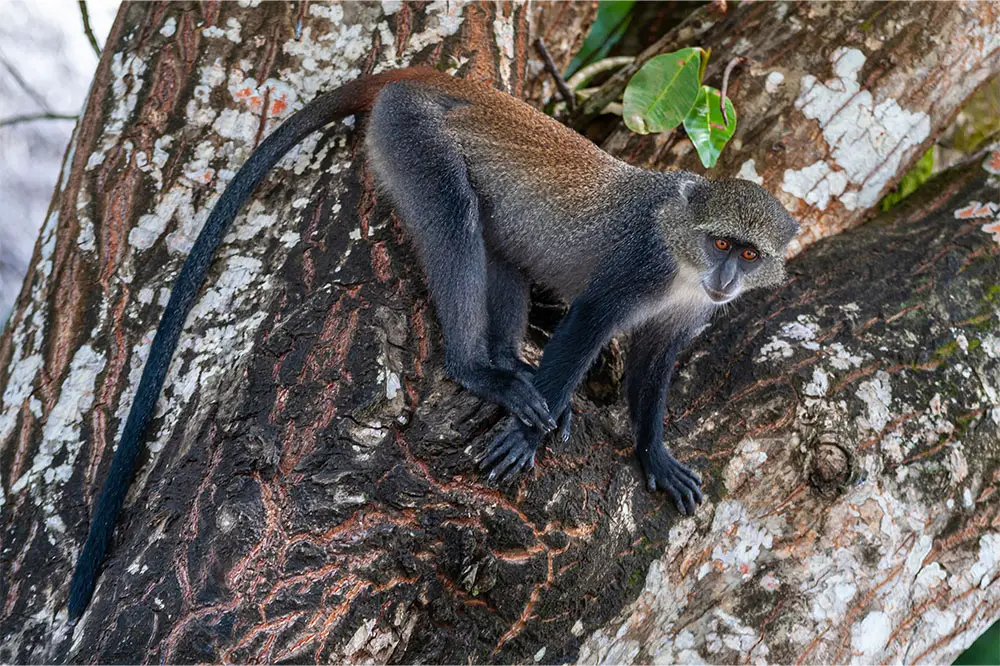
[682,85,737,169]
[879,146,934,212]
[564,1,636,79]
[622,48,702,134]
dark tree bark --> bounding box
[0,2,998,665]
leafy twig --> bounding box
[79,0,102,57]
[534,38,576,113]
[0,112,79,129]
[569,12,701,130]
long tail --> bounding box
[67,66,446,621]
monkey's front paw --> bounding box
[479,421,544,485]
[641,451,703,516]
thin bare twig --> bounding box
[0,50,52,112]
[534,38,575,113]
[0,112,79,129]
[720,56,745,125]
[79,0,102,57]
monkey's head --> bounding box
[673,177,799,304]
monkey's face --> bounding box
[687,178,800,302]
[698,235,764,303]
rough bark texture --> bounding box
[598,1,1000,254]
[577,154,1000,665]
[0,1,997,665]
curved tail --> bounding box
[67,67,445,620]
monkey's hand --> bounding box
[479,420,546,485]
[493,358,573,441]
[637,445,703,515]
[454,364,557,433]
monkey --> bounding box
[68,66,798,620]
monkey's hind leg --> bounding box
[367,86,556,432]
[486,254,573,441]
[486,255,533,379]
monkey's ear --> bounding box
[678,176,708,207]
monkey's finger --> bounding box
[674,464,702,487]
[676,463,702,487]
[482,447,512,478]
[501,451,534,485]
[509,390,554,432]
[677,472,704,505]
[492,443,528,482]
[510,381,557,432]
[557,409,573,443]
[662,482,688,516]
[677,485,697,515]
[480,434,517,473]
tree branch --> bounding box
[0,112,78,129]
[0,50,53,112]
[78,0,102,57]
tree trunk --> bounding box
[596,1,1000,254]
[0,2,997,665]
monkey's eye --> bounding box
[741,248,759,261]
[714,238,730,251]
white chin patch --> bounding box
[703,286,736,304]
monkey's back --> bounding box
[439,79,659,297]
[366,74,667,298]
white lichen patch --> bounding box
[202,17,242,43]
[187,58,229,127]
[160,16,176,37]
[802,549,860,622]
[804,367,830,397]
[83,52,149,173]
[765,71,785,94]
[851,610,892,661]
[108,52,148,136]
[782,160,849,210]
[493,13,516,90]
[737,159,764,185]
[392,0,467,61]
[785,47,931,211]
[0,353,44,445]
[723,438,768,492]
[756,315,822,363]
[226,201,277,241]
[610,481,638,536]
[828,342,865,370]
[855,371,892,432]
[11,345,106,509]
[756,337,794,362]
[708,501,774,580]
[128,187,190,250]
